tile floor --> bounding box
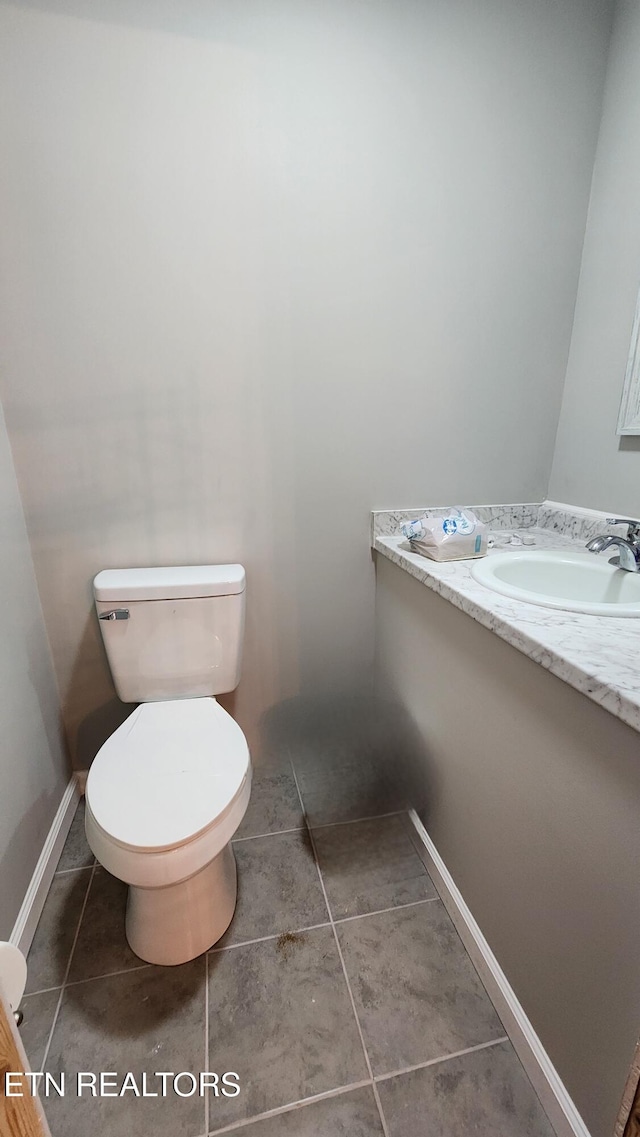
[20,762,556,1136]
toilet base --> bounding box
[125,842,237,965]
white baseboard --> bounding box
[408,810,591,1137]
[10,777,81,957]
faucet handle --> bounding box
[606,518,640,541]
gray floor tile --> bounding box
[377,1041,555,1137]
[312,814,436,919]
[235,766,303,839]
[217,1086,385,1136]
[44,960,206,1137]
[26,869,92,993]
[56,800,94,873]
[208,926,368,1128]
[67,868,144,982]
[219,830,328,946]
[19,989,60,1068]
[337,901,503,1076]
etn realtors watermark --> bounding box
[4,1070,240,1098]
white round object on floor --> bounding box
[0,942,27,1011]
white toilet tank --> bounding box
[94,564,246,703]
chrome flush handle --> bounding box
[98,609,130,621]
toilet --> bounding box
[85,564,251,966]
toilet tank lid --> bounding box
[94,564,246,602]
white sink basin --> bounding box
[471,549,640,616]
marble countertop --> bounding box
[374,524,640,735]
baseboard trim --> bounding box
[10,777,80,957]
[408,810,591,1137]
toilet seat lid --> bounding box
[86,698,250,852]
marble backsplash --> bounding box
[535,504,629,543]
[371,501,629,544]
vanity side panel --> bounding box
[374,555,640,1137]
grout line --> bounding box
[371,1081,391,1137]
[373,1035,510,1084]
[57,961,152,991]
[307,810,405,831]
[232,827,305,844]
[334,896,439,924]
[208,921,333,955]
[207,1079,373,1136]
[41,861,97,1069]
[53,863,96,877]
[22,984,64,999]
[21,899,440,997]
[288,762,334,926]
[204,951,210,1137]
[289,760,391,1137]
[31,914,345,1005]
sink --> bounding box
[471,549,640,616]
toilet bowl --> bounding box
[86,697,251,965]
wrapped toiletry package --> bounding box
[400,508,488,561]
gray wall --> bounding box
[0,401,68,939]
[375,556,640,1137]
[550,0,640,514]
[0,0,612,762]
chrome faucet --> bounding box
[585,518,640,572]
